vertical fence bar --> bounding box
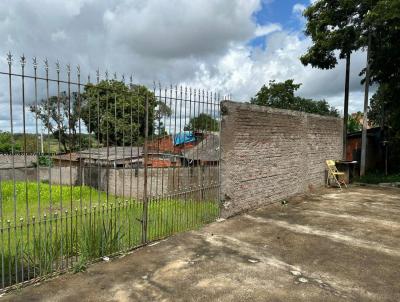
[77,65,82,264]
[183,87,189,230]
[66,64,73,268]
[217,93,222,217]
[87,73,92,217]
[33,57,40,279]
[46,60,54,273]
[188,87,193,229]
[136,85,140,243]
[160,83,166,237]
[128,76,134,249]
[105,71,110,209]
[122,76,126,250]
[142,94,149,244]
[0,153,4,288]
[7,52,19,285]
[96,70,101,212]
[20,55,28,282]
[55,61,64,271]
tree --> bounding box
[154,100,172,136]
[250,80,339,117]
[365,0,400,86]
[347,112,363,133]
[306,0,400,172]
[368,83,400,172]
[184,113,219,132]
[30,92,80,152]
[301,0,374,157]
[0,131,21,153]
[81,81,157,146]
[364,1,400,173]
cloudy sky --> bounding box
[0,0,369,132]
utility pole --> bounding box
[343,53,351,159]
[360,31,372,176]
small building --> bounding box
[77,147,143,168]
[346,127,386,172]
[183,133,220,166]
[147,131,202,154]
[52,152,80,167]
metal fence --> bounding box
[0,53,221,291]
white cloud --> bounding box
[254,23,282,37]
[103,0,260,59]
[0,0,370,133]
[293,3,306,15]
[187,31,368,113]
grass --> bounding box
[358,172,400,184]
[0,181,219,289]
[0,180,110,220]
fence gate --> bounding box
[0,53,221,291]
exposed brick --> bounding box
[220,101,343,218]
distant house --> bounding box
[51,131,218,169]
[147,131,202,154]
[78,147,143,168]
[52,147,143,168]
[147,152,180,168]
[52,152,80,167]
[183,133,220,166]
[147,131,204,168]
[347,127,386,172]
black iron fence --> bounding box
[0,53,221,291]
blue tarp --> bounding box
[173,131,196,146]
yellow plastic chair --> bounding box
[326,160,347,190]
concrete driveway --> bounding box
[2,186,400,302]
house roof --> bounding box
[78,147,143,161]
[52,152,80,161]
[173,131,196,146]
[183,133,220,162]
[347,127,383,138]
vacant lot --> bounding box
[2,186,400,301]
[0,181,218,288]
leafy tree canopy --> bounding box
[347,112,363,133]
[184,113,219,132]
[301,0,373,68]
[365,0,400,85]
[368,82,400,172]
[154,100,172,136]
[369,84,400,134]
[0,131,21,153]
[250,80,339,117]
[31,81,160,150]
[81,81,157,147]
[30,92,80,152]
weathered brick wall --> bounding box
[220,101,343,218]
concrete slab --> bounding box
[2,186,400,301]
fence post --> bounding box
[141,94,149,244]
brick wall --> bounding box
[220,101,343,218]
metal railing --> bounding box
[0,53,221,291]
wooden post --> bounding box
[343,53,351,159]
[360,32,372,176]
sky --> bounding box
[0,0,370,133]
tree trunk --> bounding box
[343,53,351,159]
[360,32,372,176]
